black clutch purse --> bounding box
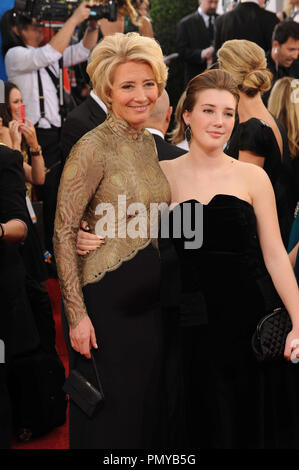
[63,351,104,417]
[251,307,292,362]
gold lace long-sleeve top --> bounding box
[54,112,171,329]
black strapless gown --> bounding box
[169,195,299,449]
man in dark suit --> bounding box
[263,20,299,105]
[177,0,219,86]
[145,90,187,161]
[60,89,107,165]
[214,0,279,56]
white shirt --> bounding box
[290,6,299,22]
[90,90,108,114]
[197,6,215,29]
[145,128,164,139]
[5,41,90,128]
[176,139,189,151]
[241,0,260,4]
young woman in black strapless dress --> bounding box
[159,69,299,449]
[76,69,299,448]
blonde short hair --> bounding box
[217,40,273,97]
[87,32,168,107]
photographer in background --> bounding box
[0,1,98,260]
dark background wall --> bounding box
[150,0,198,129]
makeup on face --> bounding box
[110,61,159,130]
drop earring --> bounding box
[185,124,192,142]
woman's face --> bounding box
[9,88,23,121]
[183,88,236,152]
[109,61,159,130]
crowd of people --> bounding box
[0,0,299,451]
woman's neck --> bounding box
[237,91,266,122]
[188,141,228,173]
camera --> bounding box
[14,0,118,23]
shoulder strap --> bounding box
[37,69,45,119]
[44,58,67,117]
[91,350,104,397]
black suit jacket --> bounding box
[262,53,299,106]
[152,134,187,161]
[177,11,218,86]
[60,93,107,164]
[214,3,279,55]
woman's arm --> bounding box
[1,219,27,243]
[0,126,13,148]
[23,159,45,186]
[20,119,45,185]
[250,166,299,359]
[54,136,104,328]
[139,16,154,38]
[238,150,265,168]
[49,2,91,54]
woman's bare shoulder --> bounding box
[233,158,273,201]
[160,154,188,171]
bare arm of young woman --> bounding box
[238,150,265,168]
[249,165,299,360]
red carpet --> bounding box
[11,278,69,450]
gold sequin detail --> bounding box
[54,112,171,328]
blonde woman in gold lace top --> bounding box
[54,32,171,449]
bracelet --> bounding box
[0,222,5,240]
[87,25,99,32]
[29,144,42,157]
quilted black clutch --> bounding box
[63,352,104,417]
[251,307,292,362]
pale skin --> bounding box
[77,88,299,361]
[1,220,27,244]
[70,61,159,358]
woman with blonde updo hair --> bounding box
[218,39,295,246]
[54,32,173,449]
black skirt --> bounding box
[63,243,170,449]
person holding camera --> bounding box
[0,1,98,259]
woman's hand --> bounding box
[69,315,98,359]
[76,220,105,255]
[19,118,39,148]
[284,327,299,362]
[8,120,22,151]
